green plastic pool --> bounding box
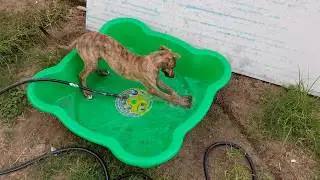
[26,18,232,168]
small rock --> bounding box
[51,146,57,152]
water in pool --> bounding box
[55,73,209,157]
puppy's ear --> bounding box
[159,45,169,51]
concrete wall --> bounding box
[86,0,320,96]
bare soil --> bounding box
[0,1,319,180]
[0,0,46,12]
[0,109,76,180]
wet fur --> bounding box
[40,28,192,108]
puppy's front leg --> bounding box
[156,78,177,96]
[156,78,192,108]
[146,83,192,108]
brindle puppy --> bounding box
[40,29,192,108]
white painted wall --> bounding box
[86,0,320,96]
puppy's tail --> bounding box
[38,26,61,43]
[38,26,78,51]
[57,39,78,51]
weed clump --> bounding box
[0,88,27,122]
[0,0,70,121]
[0,1,68,65]
[260,83,320,157]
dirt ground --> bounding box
[0,1,319,180]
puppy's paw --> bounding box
[167,89,175,96]
[83,90,93,100]
[87,94,93,100]
[179,95,193,108]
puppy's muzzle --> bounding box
[164,70,175,78]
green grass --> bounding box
[24,48,63,69]
[0,0,69,65]
[224,148,252,180]
[251,82,320,158]
[222,147,274,180]
[0,87,27,122]
[0,48,62,122]
[29,140,153,180]
[208,146,262,180]
[0,0,70,122]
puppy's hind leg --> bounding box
[79,62,95,99]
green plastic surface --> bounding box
[26,18,232,168]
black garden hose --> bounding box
[0,77,119,97]
[0,147,109,178]
[0,147,152,180]
[0,78,257,180]
[203,141,257,180]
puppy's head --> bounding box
[157,45,180,78]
